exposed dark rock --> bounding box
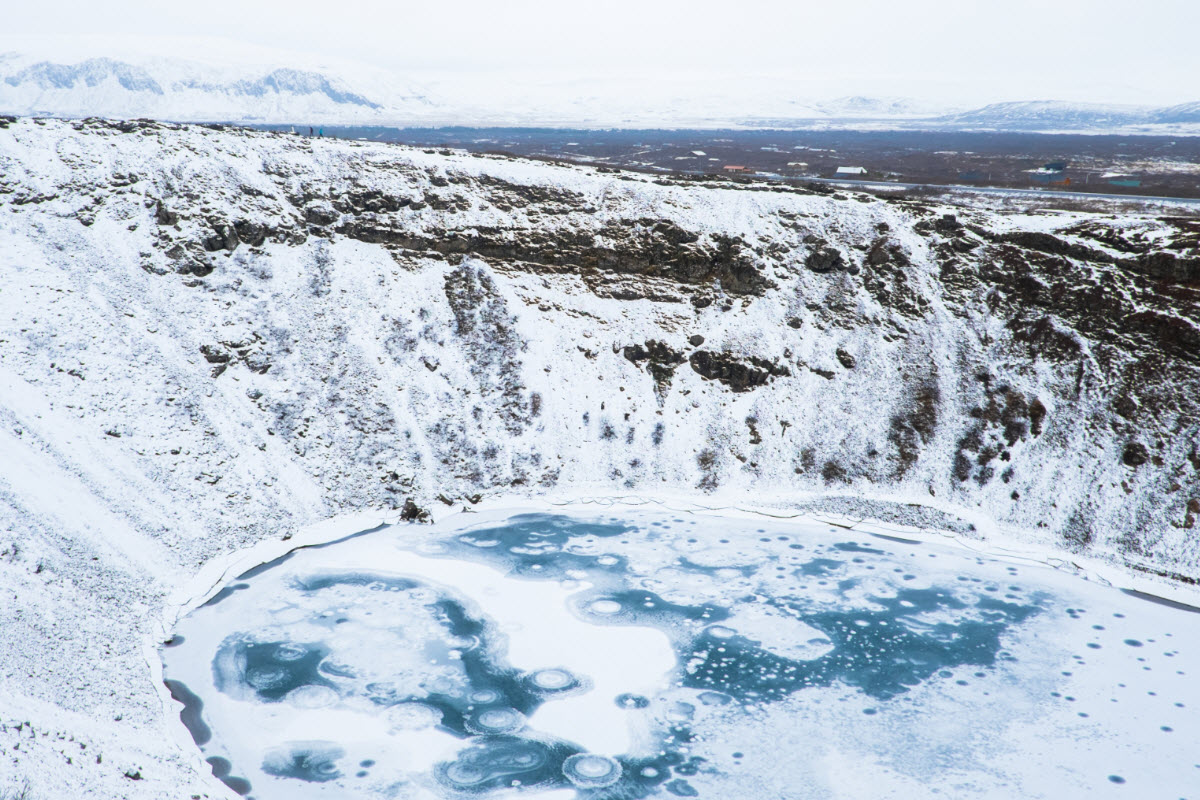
[889,379,940,476]
[688,350,789,392]
[333,189,411,215]
[304,205,338,226]
[334,218,769,298]
[862,238,928,318]
[835,348,857,369]
[399,498,430,522]
[199,345,230,364]
[233,220,269,247]
[821,461,848,483]
[696,448,719,490]
[1114,393,1141,419]
[947,237,1200,368]
[1122,251,1200,284]
[1060,220,1150,254]
[953,383,1047,486]
[805,242,845,273]
[154,200,177,226]
[865,237,911,268]
[1008,316,1083,361]
[176,259,214,278]
[1123,442,1149,468]
[688,334,705,347]
[623,340,686,389]
[996,391,1032,446]
[998,231,1113,264]
[1028,399,1047,436]
[934,214,962,234]
[203,221,239,252]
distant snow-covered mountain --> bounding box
[0,49,437,124]
[0,56,954,127]
[1153,101,1200,124]
[0,40,1197,133]
[5,56,163,94]
[931,101,1152,131]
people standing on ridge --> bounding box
[309,127,314,136]
[318,128,324,137]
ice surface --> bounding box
[162,510,1200,799]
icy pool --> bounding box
[162,509,1200,799]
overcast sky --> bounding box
[5,0,1198,106]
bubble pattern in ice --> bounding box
[163,510,1200,799]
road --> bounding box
[763,174,1200,207]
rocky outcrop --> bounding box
[1124,251,1200,284]
[622,340,686,391]
[687,351,790,392]
[804,239,846,273]
[327,219,768,298]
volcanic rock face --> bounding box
[0,117,1198,796]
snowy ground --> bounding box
[0,117,1197,798]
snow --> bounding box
[0,117,1197,798]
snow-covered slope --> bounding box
[0,117,1198,797]
[1153,101,1200,124]
[912,100,1200,135]
[934,100,1147,129]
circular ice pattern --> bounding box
[562,753,623,788]
[162,509,1200,800]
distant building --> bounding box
[1031,172,1071,185]
[1108,178,1142,188]
[787,161,809,167]
[722,165,754,174]
[691,150,707,156]
[835,166,868,176]
[1043,161,1068,172]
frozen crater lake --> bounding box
[162,509,1200,799]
